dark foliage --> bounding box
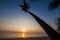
[48,0,60,11]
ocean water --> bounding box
[0,33,48,38]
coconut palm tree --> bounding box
[19,0,60,40]
[56,18,60,30]
[49,0,60,30]
[48,0,60,10]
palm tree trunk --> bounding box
[26,11,60,40]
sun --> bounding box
[22,28,26,32]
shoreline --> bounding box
[0,37,50,40]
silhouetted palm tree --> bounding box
[49,0,60,30]
[56,18,60,30]
[48,0,60,10]
[20,0,60,40]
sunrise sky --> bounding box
[0,0,60,35]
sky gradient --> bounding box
[0,0,60,33]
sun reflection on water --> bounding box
[22,33,25,37]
